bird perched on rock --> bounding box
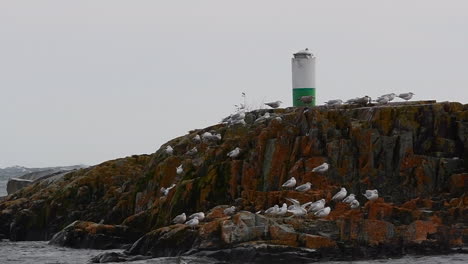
[375,96,390,104]
[350,199,360,209]
[185,217,199,229]
[363,189,379,201]
[254,112,271,123]
[312,162,329,173]
[265,205,279,215]
[223,206,236,216]
[264,100,282,109]
[227,147,241,158]
[165,145,174,155]
[185,147,198,156]
[287,206,307,217]
[298,95,314,104]
[325,99,343,107]
[282,177,296,189]
[379,93,397,101]
[176,164,183,175]
[276,203,288,216]
[332,187,347,201]
[295,182,312,192]
[398,92,415,101]
[189,212,205,221]
[172,213,186,224]
[307,199,326,212]
[342,194,356,203]
[314,207,331,218]
[202,132,221,142]
[192,135,201,143]
[161,183,176,196]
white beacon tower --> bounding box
[292,48,316,107]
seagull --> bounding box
[172,213,186,224]
[230,119,246,126]
[185,216,199,229]
[398,92,415,101]
[285,198,301,210]
[281,177,296,188]
[188,212,205,221]
[332,187,347,201]
[227,147,241,158]
[350,199,360,209]
[312,162,329,173]
[356,96,371,105]
[307,199,326,212]
[298,96,315,104]
[193,135,201,142]
[379,93,397,101]
[295,182,312,192]
[325,99,343,106]
[202,132,221,142]
[314,207,331,218]
[223,206,236,216]
[165,145,174,155]
[265,204,279,215]
[363,189,379,201]
[375,96,390,104]
[264,100,282,109]
[342,194,356,204]
[276,203,288,216]
[254,112,271,123]
[185,147,198,156]
[161,183,176,196]
[176,164,183,175]
[287,206,307,217]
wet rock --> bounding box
[49,221,142,249]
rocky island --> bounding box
[0,101,466,263]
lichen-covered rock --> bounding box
[0,101,466,261]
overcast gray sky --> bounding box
[1,0,467,168]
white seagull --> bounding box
[287,206,307,217]
[325,99,343,106]
[314,207,331,218]
[380,93,397,101]
[276,203,288,216]
[350,199,360,209]
[281,177,296,188]
[185,216,199,229]
[363,189,379,201]
[312,162,329,173]
[398,92,415,101]
[172,213,186,224]
[165,145,174,155]
[332,187,347,201]
[189,212,205,221]
[160,183,176,196]
[193,134,201,142]
[264,100,282,109]
[342,194,356,204]
[307,199,326,212]
[227,147,241,158]
[185,147,198,156]
[265,204,279,215]
[223,206,236,216]
[176,164,183,175]
[295,182,312,192]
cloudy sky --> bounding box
[1,0,467,168]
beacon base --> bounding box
[293,88,316,107]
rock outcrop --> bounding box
[0,101,466,261]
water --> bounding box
[0,241,466,264]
